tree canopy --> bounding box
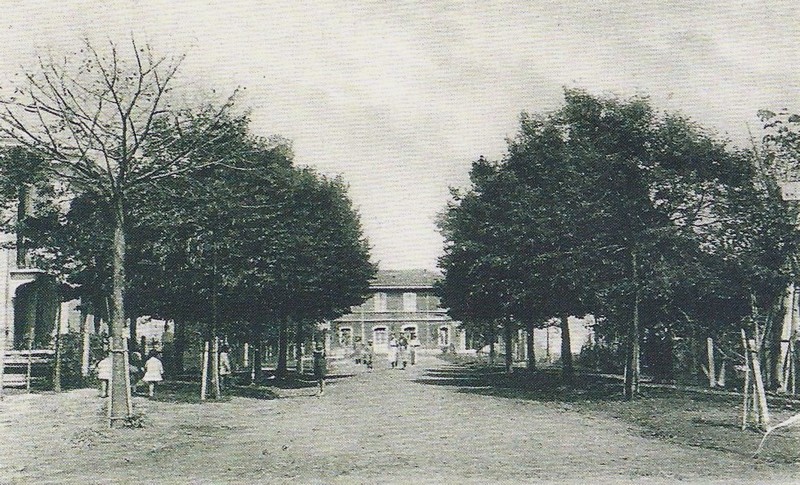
[438,89,799,395]
[0,39,374,415]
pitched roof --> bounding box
[370,269,442,288]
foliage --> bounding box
[57,332,105,389]
[438,89,799,388]
[126,138,375,336]
[0,38,248,417]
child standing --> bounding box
[312,344,327,396]
[142,350,164,398]
[95,354,112,398]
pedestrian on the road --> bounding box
[409,336,419,365]
[388,335,398,368]
[364,340,374,370]
[401,345,409,369]
[129,351,144,394]
[353,340,363,364]
[396,335,407,369]
[95,354,112,398]
[142,350,164,398]
[219,345,232,390]
[313,344,327,396]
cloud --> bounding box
[1,1,799,269]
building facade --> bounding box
[329,269,465,356]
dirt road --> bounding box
[0,355,796,484]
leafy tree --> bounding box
[126,138,374,383]
[437,158,514,368]
[440,89,794,396]
[0,39,242,421]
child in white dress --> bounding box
[143,351,164,398]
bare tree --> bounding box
[0,38,239,424]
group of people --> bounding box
[95,345,233,398]
[353,341,375,369]
[353,334,419,370]
[95,350,164,398]
[387,334,414,369]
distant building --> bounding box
[329,269,465,355]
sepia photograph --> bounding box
[0,1,799,483]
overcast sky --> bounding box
[1,1,799,270]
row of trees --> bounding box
[438,89,799,398]
[0,40,374,421]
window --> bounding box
[374,292,387,312]
[438,327,450,346]
[373,327,388,345]
[402,325,418,344]
[402,292,417,312]
[339,327,352,348]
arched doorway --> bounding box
[13,279,58,350]
[372,326,388,353]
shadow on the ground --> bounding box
[138,370,359,403]
[141,380,279,403]
[415,357,800,464]
[259,372,356,390]
[415,365,623,403]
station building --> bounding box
[329,269,466,356]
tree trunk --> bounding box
[504,319,513,374]
[252,339,262,384]
[53,303,62,392]
[689,329,703,384]
[200,341,209,400]
[560,315,573,385]
[488,323,496,366]
[128,316,137,353]
[546,326,551,363]
[251,322,263,384]
[173,318,185,375]
[277,319,289,380]
[16,184,35,268]
[80,306,91,378]
[109,197,132,425]
[211,337,220,399]
[769,303,784,390]
[624,250,641,400]
[210,245,220,397]
[526,320,536,371]
[295,319,304,374]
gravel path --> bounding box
[0,355,796,484]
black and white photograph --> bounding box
[0,1,799,483]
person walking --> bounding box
[95,354,112,398]
[397,336,408,369]
[312,344,327,396]
[219,345,232,390]
[409,335,420,365]
[142,350,164,398]
[388,335,398,369]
